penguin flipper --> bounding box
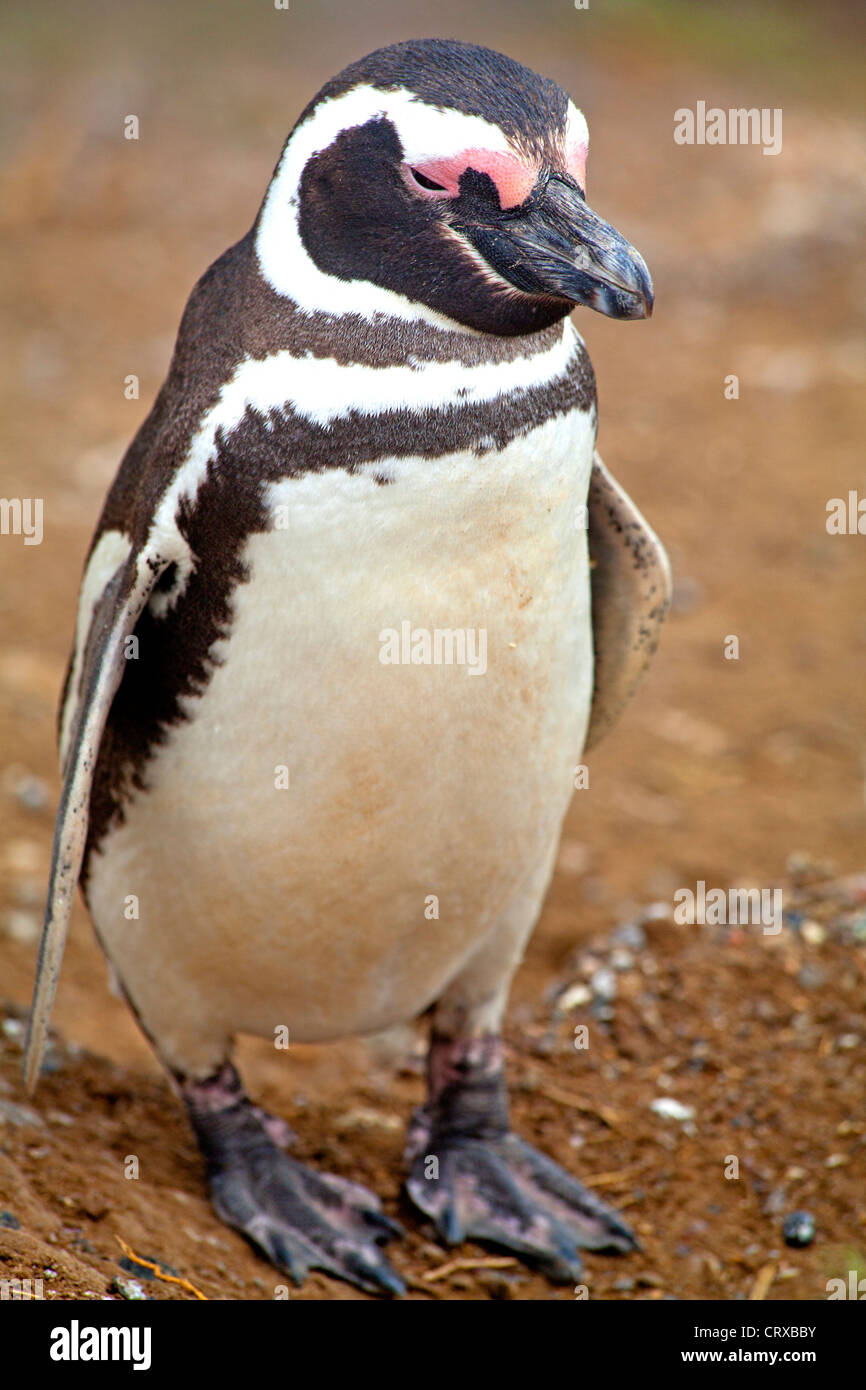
[584,449,671,750]
[23,547,168,1094]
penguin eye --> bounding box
[408,168,449,193]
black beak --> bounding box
[458,174,653,320]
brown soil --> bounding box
[1,0,864,1300]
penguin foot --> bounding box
[405,1033,637,1281]
[182,1064,405,1296]
[406,1122,636,1280]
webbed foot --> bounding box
[405,1035,636,1281]
[183,1064,405,1296]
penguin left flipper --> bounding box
[23,546,170,1094]
[585,450,672,750]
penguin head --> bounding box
[256,39,653,336]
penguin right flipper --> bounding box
[23,546,170,1094]
[584,450,672,750]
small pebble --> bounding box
[14,775,48,812]
[753,999,777,1022]
[110,1276,148,1301]
[848,914,866,942]
[590,967,618,1002]
[0,1210,21,1229]
[0,1098,45,1128]
[797,963,826,990]
[610,947,634,971]
[590,1002,616,1023]
[651,1098,695,1123]
[611,922,647,951]
[782,1211,815,1248]
[800,921,825,946]
[762,1188,787,1216]
[556,982,592,1011]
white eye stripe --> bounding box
[294,84,514,166]
[565,101,589,146]
[565,100,590,176]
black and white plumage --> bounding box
[26,39,669,1295]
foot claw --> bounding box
[360,1207,406,1241]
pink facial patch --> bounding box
[405,149,539,209]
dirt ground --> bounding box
[1,1,864,1300]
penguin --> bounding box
[24,38,670,1296]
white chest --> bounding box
[86,402,596,1054]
